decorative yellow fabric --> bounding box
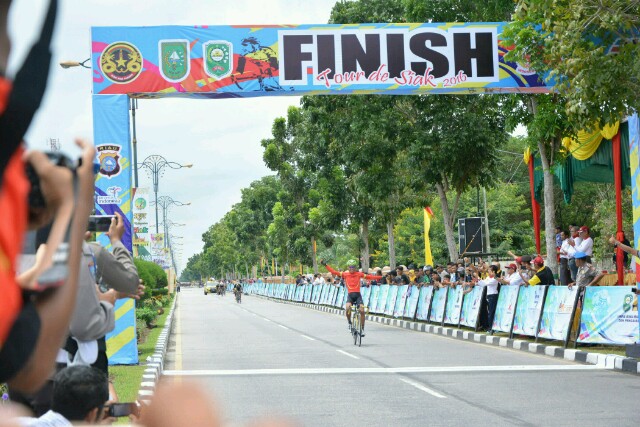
[523,147,531,165]
[424,207,433,266]
[562,121,620,161]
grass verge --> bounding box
[110,296,174,424]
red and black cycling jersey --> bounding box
[324,264,382,293]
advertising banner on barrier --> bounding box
[91,23,551,98]
[385,285,399,316]
[444,286,464,325]
[404,285,420,319]
[538,286,579,341]
[329,286,337,306]
[416,286,434,321]
[578,286,639,344]
[460,286,484,328]
[304,285,312,302]
[378,285,390,314]
[492,285,519,333]
[430,287,447,323]
[320,284,328,304]
[369,285,380,312]
[336,286,345,308]
[394,285,409,318]
[513,285,547,336]
[362,285,371,308]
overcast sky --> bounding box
[8,0,340,271]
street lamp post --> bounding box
[153,195,189,241]
[139,156,192,233]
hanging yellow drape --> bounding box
[523,147,531,165]
[424,207,434,266]
[562,121,620,161]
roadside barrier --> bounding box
[244,282,639,347]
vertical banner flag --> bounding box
[424,207,434,266]
[629,114,640,287]
[93,94,138,365]
[492,285,520,333]
[578,286,639,345]
[512,285,547,337]
[460,286,484,328]
[430,287,447,323]
[538,286,579,341]
[132,187,151,260]
[150,233,170,269]
[417,286,435,321]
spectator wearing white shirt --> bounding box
[570,226,593,263]
[567,225,582,280]
[474,264,500,332]
[559,230,574,286]
[499,263,524,287]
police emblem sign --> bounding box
[97,144,122,178]
[203,40,232,80]
[159,39,190,82]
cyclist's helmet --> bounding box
[346,259,358,268]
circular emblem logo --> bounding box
[100,156,118,173]
[210,48,224,62]
[100,42,143,84]
[135,197,147,210]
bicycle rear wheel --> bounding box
[352,311,360,345]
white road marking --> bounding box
[263,318,271,322]
[279,325,290,330]
[336,349,359,360]
[163,364,604,377]
[399,378,446,398]
[300,334,315,341]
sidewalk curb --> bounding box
[137,294,178,402]
[254,295,640,376]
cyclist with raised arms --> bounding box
[321,259,382,336]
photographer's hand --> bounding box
[107,211,125,244]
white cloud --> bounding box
[8,0,337,270]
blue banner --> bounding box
[578,286,639,344]
[369,285,380,312]
[538,286,579,341]
[336,286,345,308]
[430,287,447,323]
[416,286,434,321]
[361,285,371,308]
[394,285,409,318]
[404,285,420,319]
[513,285,547,337]
[444,286,464,325]
[460,286,484,328]
[106,299,137,365]
[492,285,520,333]
[377,285,390,314]
[385,285,399,316]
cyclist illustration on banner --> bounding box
[231,36,291,92]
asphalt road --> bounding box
[164,287,638,427]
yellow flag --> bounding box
[424,207,434,266]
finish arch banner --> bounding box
[404,285,420,319]
[512,285,547,337]
[444,286,464,325]
[538,286,579,341]
[91,23,550,99]
[578,286,639,345]
[385,285,399,316]
[460,286,484,328]
[430,287,447,323]
[492,285,519,333]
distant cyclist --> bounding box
[321,259,382,337]
[233,282,243,303]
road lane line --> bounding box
[399,378,446,398]
[279,325,290,330]
[300,334,316,341]
[263,318,271,322]
[163,364,604,377]
[336,350,359,360]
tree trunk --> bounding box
[361,219,370,272]
[436,183,459,261]
[538,139,558,273]
[387,221,396,269]
[311,236,318,274]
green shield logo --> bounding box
[159,39,190,83]
[203,41,233,80]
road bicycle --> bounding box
[350,305,363,346]
[235,291,242,303]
